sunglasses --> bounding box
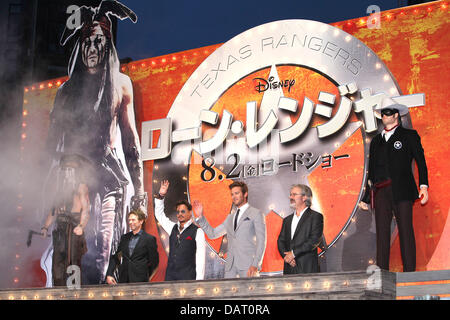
[381,108,398,116]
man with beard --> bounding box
[192,181,266,278]
[45,1,145,283]
[154,180,206,281]
[277,184,323,274]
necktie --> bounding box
[234,209,240,231]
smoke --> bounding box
[0,83,56,289]
[0,0,51,289]
[0,21,138,291]
[0,0,142,290]
[0,82,36,289]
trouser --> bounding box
[225,265,251,278]
[52,214,86,286]
[95,194,117,281]
[165,268,196,281]
[374,185,416,272]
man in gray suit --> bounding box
[192,181,267,278]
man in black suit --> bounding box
[105,209,159,284]
[360,99,429,272]
[277,184,323,274]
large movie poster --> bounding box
[15,2,449,287]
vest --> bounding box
[165,223,198,281]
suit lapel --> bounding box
[122,233,132,258]
[286,214,294,241]
[387,126,402,144]
[130,232,145,258]
[292,208,311,240]
[235,206,250,233]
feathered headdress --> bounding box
[60,0,137,46]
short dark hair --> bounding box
[175,200,192,211]
[229,181,248,199]
[128,208,146,221]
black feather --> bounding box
[97,0,138,23]
[60,0,137,46]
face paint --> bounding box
[57,165,77,189]
[81,24,107,69]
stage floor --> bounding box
[0,269,449,300]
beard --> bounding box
[289,200,296,209]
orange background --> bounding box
[20,2,449,285]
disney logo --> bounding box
[253,76,296,93]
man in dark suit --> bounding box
[360,99,429,272]
[105,209,159,284]
[154,180,206,281]
[277,184,324,274]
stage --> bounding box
[1,269,448,300]
[3,2,448,307]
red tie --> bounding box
[383,124,399,132]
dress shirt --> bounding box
[290,207,308,258]
[234,202,250,227]
[291,207,308,240]
[154,198,205,280]
[129,229,143,256]
[381,125,398,142]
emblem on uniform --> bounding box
[394,141,402,150]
